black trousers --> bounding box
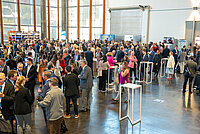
[183,72,194,92]
[99,70,108,91]
[25,82,35,100]
[66,95,78,115]
[129,67,136,79]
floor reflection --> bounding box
[31,75,200,134]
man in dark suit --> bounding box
[65,50,73,65]
[17,62,23,76]
[0,58,10,77]
[64,66,80,118]
[85,47,94,75]
[141,49,149,80]
[7,70,18,86]
[0,73,15,133]
[23,58,36,99]
[109,42,117,52]
[162,45,170,58]
[148,47,155,62]
[172,45,180,66]
[6,55,17,70]
[78,60,93,112]
[116,46,125,62]
[101,44,108,56]
[142,49,149,62]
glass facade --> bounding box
[68,0,78,41]
[92,5,103,40]
[2,0,18,41]
[0,0,104,42]
[80,0,89,41]
[20,1,34,32]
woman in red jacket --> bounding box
[59,54,67,75]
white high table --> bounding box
[119,83,142,126]
[160,58,168,77]
[137,61,153,84]
[107,66,118,92]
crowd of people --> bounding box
[0,38,200,134]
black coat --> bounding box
[101,46,108,56]
[116,50,125,62]
[162,48,170,58]
[85,51,93,64]
[6,59,17,70]
[153,54,162,64]
[14,86,33,115]
[1,82,15,120]
[63,73,80,97]
[23,65,36,86]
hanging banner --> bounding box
[195,37,200,45]
[178,40,188,51]
[124,35,133,41]
[100,34,115,41]
[61,31,66,40]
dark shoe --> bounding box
[189,91,193,94]
[79,109,87,112]
[182,90,186,94]
[124,100,130,103]
[112,99,119,101]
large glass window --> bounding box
[80,0,89,6]
[20,0,34,32]
[80,0,89,41]
[2,1,18,41]
[92,4,103,40]
[68,0,77,41]
[20,0,32,4]
[92,0,103,5]
[36,5,41,26]
[50,0,58,39]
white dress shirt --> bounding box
[26,65,32,77]
[0,82,5,108]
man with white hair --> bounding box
[79,60,93,112]
[38,77,65,134]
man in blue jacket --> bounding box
[172,45,180,66]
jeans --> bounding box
[198,83,200,95]
[42,108,47,126]
[66,95,78,115]
[15,113,31,134]
[80,89,92,111]
[183,72,194,92]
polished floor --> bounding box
[31,74,200,134]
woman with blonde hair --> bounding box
[14,76,33,134]
[166,51,175,80]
